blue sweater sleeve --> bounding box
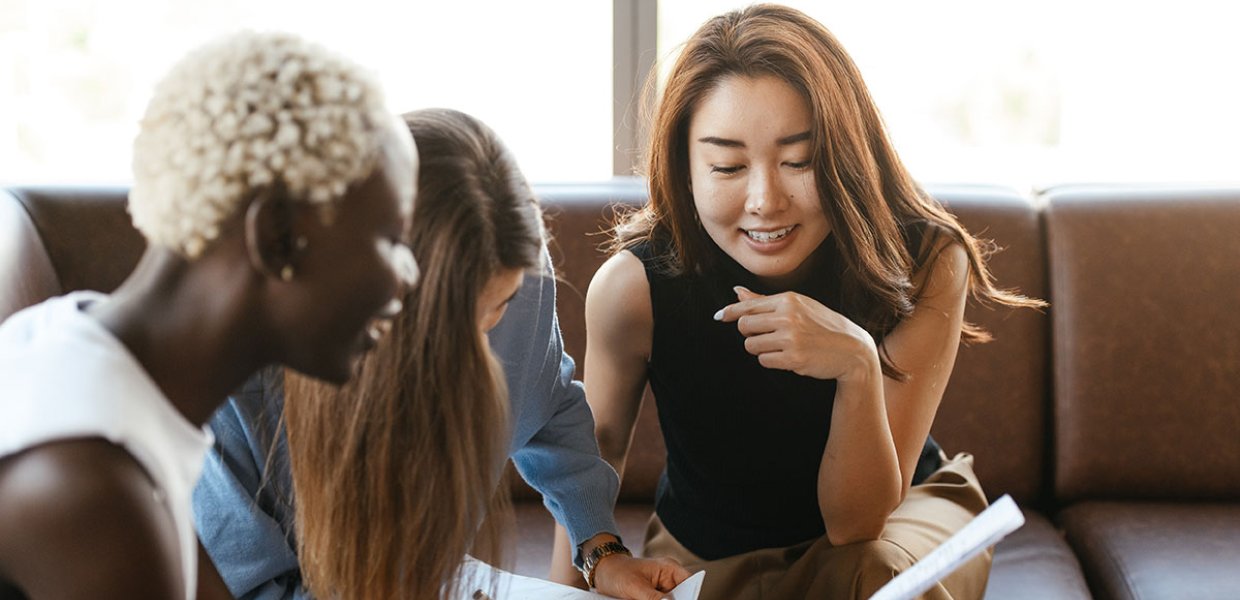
[498,251,621,565]
[193,370,311,600]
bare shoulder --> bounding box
[0,439,182,599]
[586,251,653,355]
[913,235,969,306]
[589,249,650,298]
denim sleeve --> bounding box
[499,252,621,567]
[193,370,311,600]
[509,336,622,566]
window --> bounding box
[0,0,612,183]
[658,0,1240,189]
[3,1,1238,188]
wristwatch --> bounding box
[580,540,632,588]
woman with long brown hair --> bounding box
[551,4,1043,599]
[194,108,688,600]
[282,107,530,600]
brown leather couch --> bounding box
[3,182,1238,599]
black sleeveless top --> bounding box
[631,233,942,560]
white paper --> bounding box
[869,494,1025,600]
[457,557,705,600]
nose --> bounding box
[744,165,789,216]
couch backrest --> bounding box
[533,182,1051,505]
[1047,186,1240,502]
[931,186,1050,506]
[0,187,143,322]
[535,181,667,503]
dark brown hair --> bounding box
[285,108,544,599]
[613,3,1043,376]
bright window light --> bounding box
[0,0,612,184]
[660,0,1240,190]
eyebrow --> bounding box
[696,130,812,148]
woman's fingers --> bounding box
[743,331,784,355]
[735,312,781,336]
[714,296,778,322]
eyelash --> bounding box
[709,161,811,174]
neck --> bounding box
[88,246,270,427]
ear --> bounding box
[244,192,300,282]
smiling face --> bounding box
[687,74,831,288]
[284,122,419,384]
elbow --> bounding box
[821,490,900,546]
[825,518,887,546]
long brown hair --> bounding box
[285,108,545,599]
[613,3,1043,377]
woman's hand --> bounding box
[592,553,691,600]
[715,286,879,382]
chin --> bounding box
[731,252,816,288]
[318,366,354,386]
[290,353,357,387]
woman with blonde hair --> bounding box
[194,108,688,600]
[0,31,416,599]
[552,4,1042,599]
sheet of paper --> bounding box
[665,570,706,600]
[457,557,705,600]
[869,494,1025,600]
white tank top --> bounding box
[0,292,213,600]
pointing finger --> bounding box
[734,285,763,301]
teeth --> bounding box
[746,226,793,242]
[366,319,393,344]
[381,298,403,318]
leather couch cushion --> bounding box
[5,186,144,306]
[1047,187,1240,501]
[1059,501,1240,600]
[0,189,61,321]
[932,186,1050,505]
[984,511,1091,600]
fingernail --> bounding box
[712,309,724,321]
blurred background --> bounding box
[1,0,1236,190]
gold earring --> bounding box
[280,265,294,282]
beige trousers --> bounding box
[643,453,993,600]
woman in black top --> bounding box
[551,5,1041,599]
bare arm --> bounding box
[197,541,235,600]
[0,440,186,599]
[879,241,971,493]
[550,251,666,594]
[822,240,970,542]
[720,240,970,544]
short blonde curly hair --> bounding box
[130,31,394,258]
